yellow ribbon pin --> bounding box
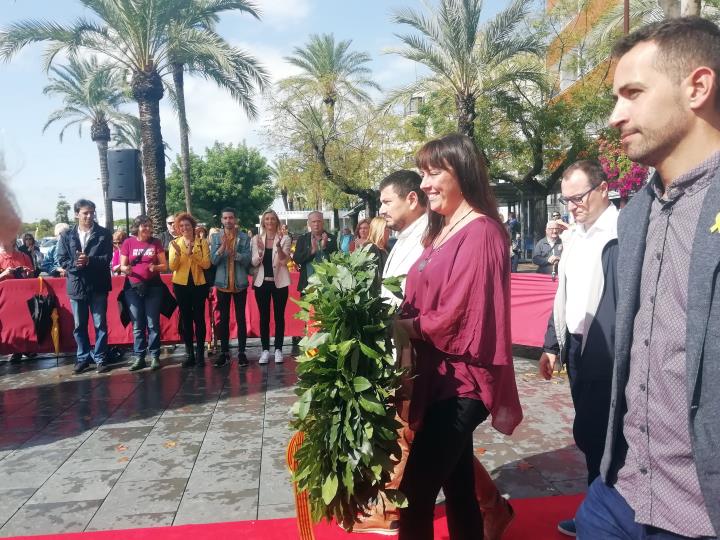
[711,212,720,233]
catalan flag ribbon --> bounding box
[287,431,315,540]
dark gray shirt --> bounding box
[615,154,718,537]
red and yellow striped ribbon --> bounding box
[287,431,315,540]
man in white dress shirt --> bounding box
[539,160,620,537]
[379,170,428,302]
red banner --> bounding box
[0,273,556,354]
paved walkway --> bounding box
[0,344,584,537]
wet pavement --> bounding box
[0,343,584,536]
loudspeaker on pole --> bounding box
[107,148,143,202]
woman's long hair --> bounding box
[415,133,502,247]
[354,218,371,239]
[259,209,281,236]
[367,216,388,250]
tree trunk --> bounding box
[364,192,378,218]
[455,92,477,139]
[132,68,166,235]
[172,62,192,213]
[681,0,700,15]
[91,119,113,229]
[659,0,681,17]
[332,208,340,231]
[96,139,113,229]
[280,187,289,211]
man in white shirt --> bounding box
[539,160,619,537]
[379,170,428,303]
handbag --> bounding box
[117,288,132,327]
[159,279,177,319]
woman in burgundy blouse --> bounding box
[394,134,523,540]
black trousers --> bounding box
[567,333,612,485]
[216,289,247,353]
[173,282,207,351]
[253,281,289,350]
[399,397,489,540]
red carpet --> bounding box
[6,494,584,540]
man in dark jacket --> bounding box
[539,161,619,537]
[532,221,563,275]
[57,199,113,375]
[293,211,337,293]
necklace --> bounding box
[418,208,475,272]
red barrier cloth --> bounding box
[0,275,306,354]
[0,273,556,354]
[510,273,558,347]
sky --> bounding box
[0,0,511,224]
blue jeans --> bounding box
[70,293,108,365]
[576,478,700,539]
[124,285,162,359]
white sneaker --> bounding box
[259,350,270,364]
[274,349,284,364]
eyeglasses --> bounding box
[559,185,598,206]
[166,221,174,226]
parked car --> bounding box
[39,237,56,256]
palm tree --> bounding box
[43,56,137,229]
[387,0,544,139]
[0,0,255,233]
[586,0,719,62]
[166,0,268,213]
[282,33,380,124]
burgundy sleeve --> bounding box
[415,223,512,365]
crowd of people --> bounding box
[0,16,718,540]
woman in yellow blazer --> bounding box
[251,210,292,365]
[168,212,211,367]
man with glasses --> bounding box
[532,221,564,274]
[538,160,619,537]
[57,199,113,374]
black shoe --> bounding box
[195,345,205,366]
[96,363,112,374]
[9,353,22,364]
[181,355,196,368]
[74,361,92,375]
[214,353,228,368]
[128,356,147,372]
[150,357,161,371]
[237,352,249,367]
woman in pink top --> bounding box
[111,230,127,274]
[394,134,523,540]
[119,215,167,371]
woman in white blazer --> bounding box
[251,210,292,364]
